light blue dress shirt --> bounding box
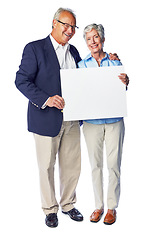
[78,52,123,124]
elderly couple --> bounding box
[15,8,129,228]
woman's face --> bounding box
[86,29,104,55]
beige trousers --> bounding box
[33,121,81,215]
[83,119,125,210]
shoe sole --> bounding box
[104,220,116,225]
[90,219,101,223]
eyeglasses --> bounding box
[57,20,79,31]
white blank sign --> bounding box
[61,65,127,121]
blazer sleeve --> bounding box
[15,43,49,109]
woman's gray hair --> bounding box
[83,23,105,42]
[52,8,76,28]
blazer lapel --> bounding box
[44,35,60,70]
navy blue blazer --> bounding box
[15,35,81,137]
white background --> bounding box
[1,0,160,239]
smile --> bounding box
[91,44,98,49]
[64,33,72,38]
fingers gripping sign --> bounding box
[46,95,65,109]
[118,73,129,86]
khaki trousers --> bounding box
[83,119,125,210]
[34,121,81,215]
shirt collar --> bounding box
[84,52,109,61]
[50,34,70,51]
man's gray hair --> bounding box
[52,8,76,28]
[83,23,105,42]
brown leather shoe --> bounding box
[104,209,116,225]
[90,209,104,222]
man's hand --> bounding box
[46,95,65,109]
[118,73,129,86]
[109,53,120,61]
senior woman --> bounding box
[78,24,129,225]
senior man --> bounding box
[15,8,83,228]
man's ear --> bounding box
[52,19,57,28]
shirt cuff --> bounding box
[41,97,50,109]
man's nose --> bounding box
[67,26,74,34]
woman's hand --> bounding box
[109,53,120,61]
[118,73,129,86]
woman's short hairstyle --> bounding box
[83,23,105,42]
[52,8,76,28]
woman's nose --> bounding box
[91,38,95,44]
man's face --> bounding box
[52,11,76,45]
